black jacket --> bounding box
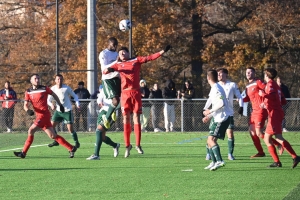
[181,81,195,100]
[74,88,91,106]
[140,86,151,107]
[280,84,291,98]
[162,79,177,105]
[149,88,163,105]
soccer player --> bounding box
[204,68,243,160]
[99,37,120,129]
[86,87,120,160]
[203,69,231,171]
[14,74,77,158]
[258,68,300,168]
[103,45,171,157]
[243,67,282,158]
[47,74,81,148]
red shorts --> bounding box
[121,90,142,115]
[34,112,53,130]
[265,109,284,135]
[249,109,268,129]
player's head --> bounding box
[30,74,40,86]
[216,68,228,82]
[264,67,277,80]
[118,47,130,61]
[4,81,10,89]
[207,69,218,84]
[246,66,255,81]
[55,74,64,86]
[108,37,118,52]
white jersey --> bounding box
[206,83,230,122]
[47,84,79,112]
[219,80,243,116]
[99,49,119,80]
[97,90,112,112]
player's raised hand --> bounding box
[164,45,171,52]
[27,109,34,116]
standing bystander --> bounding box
[74,81,90,131]
[149,83,163,132]
[162,79,177,132]
[140,79,151,132]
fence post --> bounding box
[181,98,184,132]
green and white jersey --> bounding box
[206,83,230,122]
[97,90,112,112]
[219,80,243,116]
[47,84,79,112]
[99,49,119,80]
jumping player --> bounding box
[103,45,171,157]
[258,68,300,168]
[13,74,77,158]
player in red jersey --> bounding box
[13,74,77,158]
[103,45,171,157]
[258,68,300,168]
[243,67,282,158]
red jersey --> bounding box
[24,85,53,114]
[243,79,266,112]
[259,79,286,110]
[110,53,161,90]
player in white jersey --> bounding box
[99,37,121,129]
[204,68,243,160]
[47,74,81,148]
[86,85,120,160]
[202,69,231,171]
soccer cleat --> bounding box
[135,146,144,154]
[48,140,59,147]
[14,151,26,158]
[204,162,215,170]
[228,154,235,160]
[114,143,120,157]
[292,156,300,169]
[210,161,225,171]
[277,144,284,155]
[102,115,110,129]
[69,146,77,158]
[250,153,266,158]
[124,145,132,158]
[111,111,117,121]
[205,153,211,160]
[268,162,282,168]
[154,128,162,133]
[75,142,80,149]
[7,128,11,133]
[282,128,288,132]
[86,154,100,160]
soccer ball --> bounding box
[119,19,131,32]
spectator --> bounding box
[149,83,163,132]
[73,81,91,131]
[277,76,291,132]
[0,81,17,132]
[162,79,177,132]
[178,80,195,131]
[140,79,151,132]
[91,85,102,99]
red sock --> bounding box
[268,145,280,162]
[271,138,280,147]
[23,135,34,154]
[282,140,297,159]
[124,123,131,147]
[55,135,73,151]
[251,134,264,154]
[134,124,141,147]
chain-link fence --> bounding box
[0,98,298,133]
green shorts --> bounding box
[102,77,121,99]
[227,116,234,130]
[97,109,115,131]
[209,117,230,140]
[51,111,74,124]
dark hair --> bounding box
[207,69,218,82]
[246,67,255,72]
[56,74,63,79]
[216,68,228,74]
[264,68,277,80]
[5,81,10,84]
[78,81,84,86]
[108,37,118,45]
[118,47,129,53]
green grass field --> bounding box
[1,131,300,200]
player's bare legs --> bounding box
[255,127,283,155]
